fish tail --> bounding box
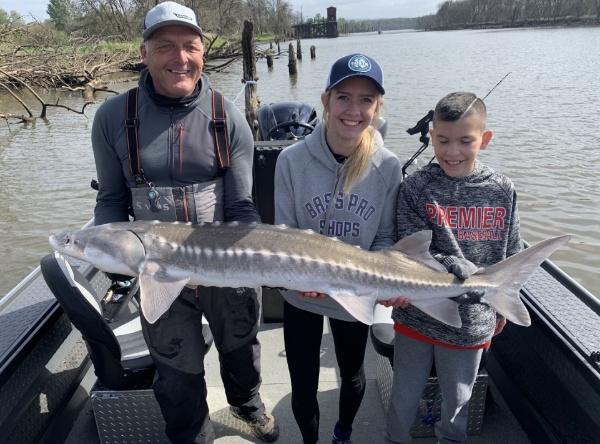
[477,235,571,326]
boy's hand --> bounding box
[378,296,410,309]
[494,317,507,336]
[299,291,328,299]
[445,256,479,280]
[451,290,485,304]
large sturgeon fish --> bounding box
[48,220,570,326]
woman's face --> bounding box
[321,76,380,155]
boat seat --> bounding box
[370,305,489,375]
[40,252,213,390]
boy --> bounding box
[384,92,521,444]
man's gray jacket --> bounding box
[92,69,260,225]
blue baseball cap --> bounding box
[143,2,203,41]
[325,53,385,95]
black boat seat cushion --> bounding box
[41,252,156,389]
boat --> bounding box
[0,102,598,444]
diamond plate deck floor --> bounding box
[65,317,532,444]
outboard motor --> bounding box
[256,101,318,141]
[376,116,388,140]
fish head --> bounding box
[49,224,146,277]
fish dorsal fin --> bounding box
[389,230,447,272]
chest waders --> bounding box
[124,87,230,223]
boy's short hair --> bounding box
[433,92,486,130]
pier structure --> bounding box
[293,6,338,39]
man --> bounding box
[91,2,278,443]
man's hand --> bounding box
[298,291,328,299]
[105,272,133,283]
[378,296,410,309]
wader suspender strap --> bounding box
[211,89,230,176]
[125,87,147,185]
[124,87,230,183]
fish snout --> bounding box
[49,232,70,250]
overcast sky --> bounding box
[4,0,438,23]
[3,0,48,22]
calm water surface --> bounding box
[1,27,598,298]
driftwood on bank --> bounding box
[0,25,260,126]
[0,29,139,125]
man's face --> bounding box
[430,116,492,179]
[141,25,204,98]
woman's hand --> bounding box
[378,296,410,309]
[299,291,329,299]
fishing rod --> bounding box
[402,72,512,178]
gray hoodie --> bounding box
[274,122,402,321]
[392,160,522,346]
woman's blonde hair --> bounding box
[322,90,384,195]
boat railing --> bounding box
[522,241,600,372]
[538,252,600,316]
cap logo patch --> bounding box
[173,12,194,22]
[348,55,371,73]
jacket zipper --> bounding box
[179,123,184,172]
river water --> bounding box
[1,27,598,298]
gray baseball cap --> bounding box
[143,2,203,41]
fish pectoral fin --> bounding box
[411,299,463,328]
[139,272,190,324]
[328,291,378,325]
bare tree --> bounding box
[548,0,566,19]
[188,0,243,39]
[422,0,600,28]
[591,0,600,20]
[77,0,141,41]
[245,0,269,35]
[266,0,294,37]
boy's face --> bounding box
[430,116,493,179]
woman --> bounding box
[274,53,406,444]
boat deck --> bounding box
[60,311,530,444]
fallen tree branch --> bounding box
[0,81,34,117]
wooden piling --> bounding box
[288,43,297,76]
[310,45,316,59]
[296,38,302,60]
[266,52,273,68]
[241,20,259,140]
